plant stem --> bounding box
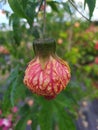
[69,0,90,21]
[38,0,44,13]
[43,0,46,37]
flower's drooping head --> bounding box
[24,38,71,99]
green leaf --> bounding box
[2,84,12,112]
[15,111,31,130]
[2,65,19,112]
[10,77,18,106]
[38,99,53,130]
[55,91,77,117]
[84,0,96,19]
[20,0,29,9]
[8,0,38,26]
[31,104,39,130]
[11,13,22,45]
[10,13,32,45]
[25,1,38,26]
[10,71,26,106]
[7,65,19,82]
[63,2,72,15]
[8,0,27,18]
[15,104,31,130]
[54,100,76,130]
[31,118,38,130]
[47,1,59,12]
[19,104,30,116]
[17,103,39,130]
[2,65,26,110]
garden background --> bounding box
[0,0,98,130]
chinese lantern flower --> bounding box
[24,38,71,99]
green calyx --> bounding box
[33,38,56,58]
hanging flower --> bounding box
[24,38,71,99]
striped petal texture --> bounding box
[23,38,71,99]
[24,56,70,99]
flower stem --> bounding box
[43,0,46,37]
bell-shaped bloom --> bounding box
[24,38,71,99]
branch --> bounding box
[38,0,44,12]
[43,0,46,36]
[68,0,91,21]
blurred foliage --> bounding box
[0,0,98,130]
